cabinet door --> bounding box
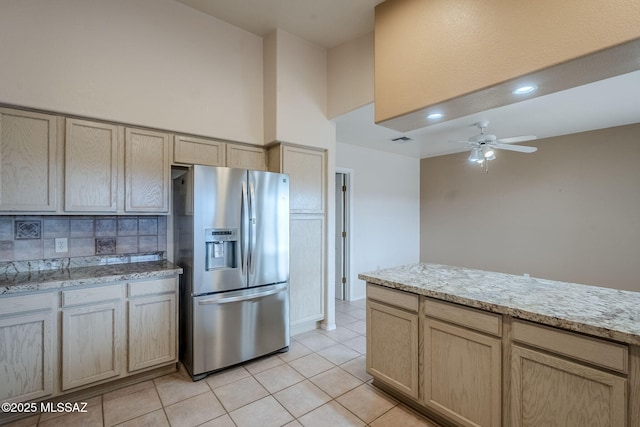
[62,298,123,390]
[226,143,266,171]
[173,135,225,166]
[289,216,324,325]
[125,128,170,212]
[0,108,57,211]
[128,292,177,372]
[65,118,119,212]
[366,299,419,399]
[511,345,626,427]
[0,302,55,402]
[282,146,325,213]
[423,318,502,427]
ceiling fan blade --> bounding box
[494,143,537,153]
[496,135,537,144]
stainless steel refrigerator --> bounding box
[173,165,289,380]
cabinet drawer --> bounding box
[128,277,177,297]
[62,284,122,307]
[0,292,55,315]
[512,320,628,373]
[367,284,418,313]
[423,298,502,337]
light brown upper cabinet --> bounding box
[125,128,170,213]
[226,143,266,171]
[65,119,119,212]
[0,108,58,212]
[173,135,225,167]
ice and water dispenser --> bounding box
[204,228,238,270]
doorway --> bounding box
[335,171,351,300]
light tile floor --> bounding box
[6,299,440,427]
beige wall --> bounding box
[327,32,374,119]
[0,0,264,144]
[375,0,640,124]
[421,124,640,292]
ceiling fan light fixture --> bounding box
[513,84,537,95]
[483,147,496,160]
[468,147,484,163]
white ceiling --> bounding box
[175,0,640,159]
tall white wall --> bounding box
[336,142,420,300]
[327,32,375,119]
[0,0,263,144]
[265,29,336,150]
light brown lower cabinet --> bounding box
[0,293,56,403]
[366,298,419,399]
[128,278,178,372]
[511,345,627,427]
[423,318,502,427]
[0,275,178,405]
[61,285,124,390]
[364,282,635,427]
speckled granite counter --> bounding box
[0,260,182,295]
[359,263,640,346]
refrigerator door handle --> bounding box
[248,175,256,275]
[197,283,287,305]
[241,180,249,275]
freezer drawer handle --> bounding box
[197,284,287,305]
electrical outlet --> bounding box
[55,238,68,253]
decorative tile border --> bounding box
[96,237,117,255]
[15,220,42,239]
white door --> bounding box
[334,172,349,300]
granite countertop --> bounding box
[359,263,640,346]
[0,260,183,295]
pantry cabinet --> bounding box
[268,144,327,331]
[0,108,58,212]
[289,216,325,325]
[273,145,325,213]
[0,293,56,403]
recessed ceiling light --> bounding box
[427,112,444,120]
[513,85,537,95]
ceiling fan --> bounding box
[455,121,537,167]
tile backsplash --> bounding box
[0,216,167,262]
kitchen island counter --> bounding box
[359,262,640,346]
